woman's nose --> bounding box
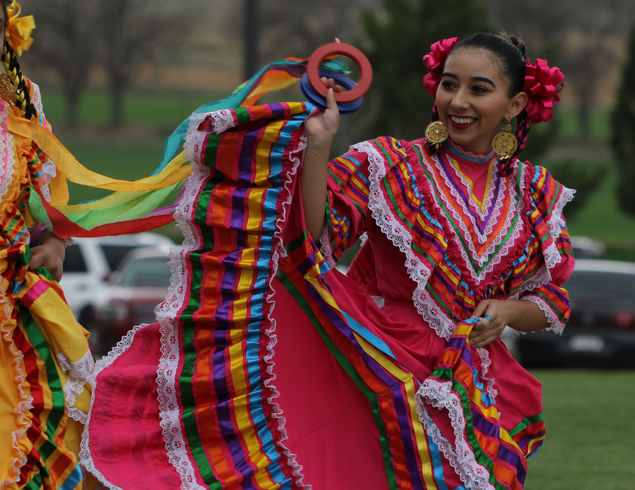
[450,89,470,110]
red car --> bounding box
[91,246,172,356]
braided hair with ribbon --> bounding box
[422,32,564,175]
[1,0,37,119]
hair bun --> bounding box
[500,33,527,59]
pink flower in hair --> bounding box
[524,58,565,124]
[422,37,459,97]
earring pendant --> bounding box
[492,121,518,161]
[425,120,448,149]
[0,74,17,105]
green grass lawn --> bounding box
[525,370,635,489]
[40,86,228,127]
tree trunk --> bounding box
[64,87,80,128]
[243,0,259,80]
[110,83,125,128]
[577,98,591,140]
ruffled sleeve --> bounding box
[323,145,374,263]
[519,163,575,333]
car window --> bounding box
[100,244,144,271]
[117,257,171,287]
[565,271,635,298]
[63,244,87,272]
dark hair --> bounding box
[429,32,530,172]
[1,0,37,119]
[455,33,526,96]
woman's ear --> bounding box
[507,91,528,120]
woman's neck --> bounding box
[443,140,494,165]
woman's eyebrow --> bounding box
[441,72,496,88]
[473,76,496,87]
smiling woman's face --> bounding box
[434,47,527,154]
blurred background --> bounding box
[17,1,635,488]
[20,0,635,260]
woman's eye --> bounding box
[472,85,488,94]
[440,80,455,89]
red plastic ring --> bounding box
[305,42,373,104]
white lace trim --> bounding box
[38,158,56,203]
[319,226,336,269]
[426,147,524,283]
[79,323,150,490]
[156,154,209,490]
[56,350,95,424]
[182,112,210,165]
[0,296,33,488]
[182,109,238,166]
[517,263,553,295]
[416,381,496,490]
[262,133,310,488]
[358,140,455,339]
[0,102,16,204]
[476,346,497,401]
[30,83,56,202]
[30,81,46,121]
[522,295,566,334]
[541,182,576,272]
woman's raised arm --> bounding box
[301,81,340,240]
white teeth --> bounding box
[451,116,475,124]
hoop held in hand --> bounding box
[301,41,373,113]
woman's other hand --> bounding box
[469,298,550,348]
[29,232,66,282]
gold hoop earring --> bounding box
[0,74,17,105]
[425,120,448,149]
[492,121,518,161]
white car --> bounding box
[58,232,174,326]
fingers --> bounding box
[320,77,344,92]
[468,314,498,348]
[325,86,338,111]
[470,300,490,319]
[28,253,45,270]
[29,246,64,281]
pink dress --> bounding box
[81,96,574,489]
[273,137,574,488]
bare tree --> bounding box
[27,0,98,127]
[227,0,381,68]
[94,0,194,127]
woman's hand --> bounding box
[303,77,341,148]
[29,232,66,282]
[469,300,510,348]
[469,298,550,348]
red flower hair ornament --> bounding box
[422,37,565,124]
[422,37,459,97]
[523,58,564,123]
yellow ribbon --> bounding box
[5,1,35,57]
[7,114,192,206]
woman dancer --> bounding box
[0,1,94,487]
[82,33,573,489]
